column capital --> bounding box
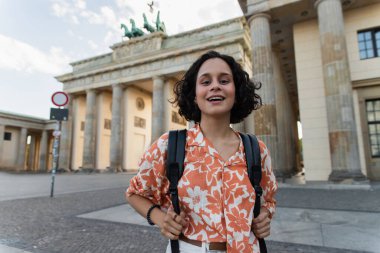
[111,83,124,89]
[247,13,271,25]
[85,88,98,95]
[314,0,339,9]
[152,75,164,82]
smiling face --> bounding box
[195,57,236,121]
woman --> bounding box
[126,51,277,253]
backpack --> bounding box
[166,129,267,253]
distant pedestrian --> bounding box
[126,50,277,253]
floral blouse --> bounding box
[126,124,277,253]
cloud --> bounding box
[75,0,86,10]
[51,1,69,17]
[87,40,98,50]
[104,31,119,48]
[51,0,121,30]
[50,0,243,53]
[51,0,80,24]
[0,34,71,75]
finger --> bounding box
[172,211,187,227]
[253,222,270,237]
[178,211,188,226]
[180,211,186,218]
[253,211,269,224]
[254,224,270,236]
[162,220,182,236]
[161,229,180,240]
[163,213,183,232]
[252,218,270,230]
[165,225,182,236]
[252,217,271,227]
[166,218,183,233]
[255,230,270,239]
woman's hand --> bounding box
[251,207,271,238]
[160,210,187,240]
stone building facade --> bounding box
[55,18,267,173]
[0,111,55,171]
[238,0,380,181]
[2,0,379,181]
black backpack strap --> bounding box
[247,134,263,217]
[240,133,267,253]
[167,129,187,253]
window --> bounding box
[104,119,111,130]
[358,28,380,60]
[134,116,146,129]
[4,132,11,141]
[366,99,380,157]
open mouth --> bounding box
[206,96,225,102]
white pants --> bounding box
[165,240,226,253]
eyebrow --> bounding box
[197,72,232,78]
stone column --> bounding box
[27,135,36,171]
[315,0,366,181]
[0,124,4,167]
[122,87,129,171]
[248,13,279,175]
[110,84,123,172]
[59,94,73,171]
[232,122,245,132]
[244,114,255,134]
[82,89,97,169]
[17,128,28,171]
[163,79,173,132]
[152,76,165,141]
[71,96,81,170]
[39,130,48,171]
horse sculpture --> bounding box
[130,19,144,37]
[143,13,155,33]
[155,11,166,33]
[120,12,166,39]
[120,23,133,39]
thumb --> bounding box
[179,211,187,226]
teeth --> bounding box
[208,97,224,101]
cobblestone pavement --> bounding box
[1,184,377,253]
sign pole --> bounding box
[49,91,69,198]
[50,118,62,198]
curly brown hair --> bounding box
[172,51,262,124]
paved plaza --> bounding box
[0,171,379,253]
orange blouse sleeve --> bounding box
[126,133,171,209]
[258,140,278,218]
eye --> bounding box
[220,79,230,85]
[200,79,210,86]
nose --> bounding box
[210,79,221,91]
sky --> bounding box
[0,0,243,119]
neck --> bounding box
[199,115,232,140]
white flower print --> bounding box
[183,186,208,213]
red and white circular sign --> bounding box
[51,91,69,107]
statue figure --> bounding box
[130,19,144,37]
[147,1,154,13]
[120,11,166,39]
[143,13,155,33]
[120,23,133,39]
[155,11,166,33]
